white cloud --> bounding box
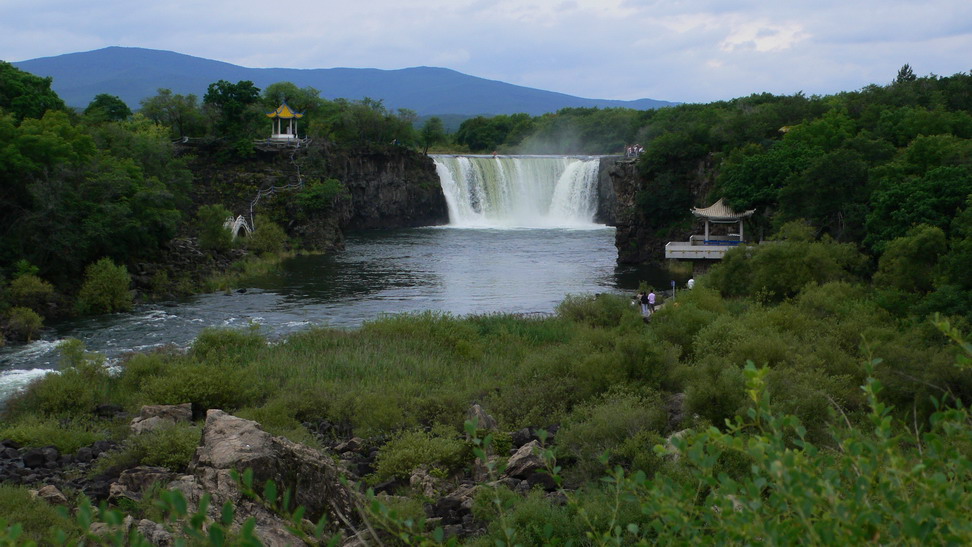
[2,0,971,103]
[719,20,809,53]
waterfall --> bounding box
[432,155,602,228]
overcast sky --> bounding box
[3,0,971,104]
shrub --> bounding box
[682,357,747,427]
[556,293,639,328]
[7,274,55,314]
[139,363,265,411]
[189,326,266,365]
[650,301,720,359]
[873,224,948,293]
[470,488,578,546]
[332,390,409,436]
[0,485,81,544]
[557,387,668,480]
[5,306,42,341]
[76,258,133,314]
[484,342,589,428]
[0,415,105,453]
[6,341,113,417]
[196,204,234,252]
[371,428,471,483]
[117,352,171,394]
[706,238,868,302]
[246,215,288,255]
[116,423,201,471]
[235,396,321,447]
[295,178,348,212]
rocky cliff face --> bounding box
[609,156,717,264]
[332,145,449,230]
[182,141,448,249]
[594,156,620,225]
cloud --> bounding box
[3,0,971,103]
[719,20,809,53]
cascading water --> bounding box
[432,155,602,228]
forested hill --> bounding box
[12,47,676,116]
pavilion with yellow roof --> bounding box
[266,102,304,141]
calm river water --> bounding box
[0,226,687,399]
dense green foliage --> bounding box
[453,67,972,326]
[0,61,66,121]
[2,282,970,544]
[75,257,133,314]
[4,60,972,543]
[83,93,132,123]
[195,204,234,252]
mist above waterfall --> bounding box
[432,155,602,228]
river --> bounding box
[0,155,686,400]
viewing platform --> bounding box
[665,198,754,261]
[665,235,743,260]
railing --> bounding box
[665,240,745,260]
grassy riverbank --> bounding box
[2,255,972,542]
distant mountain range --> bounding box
[12,47,676,117]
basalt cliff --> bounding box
[182,141,448,250]
[608,156,717,264]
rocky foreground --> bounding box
[1,403,570,545]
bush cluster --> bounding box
[76,258,132,314]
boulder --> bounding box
[511,428,534,448]
[169,409,356,545]
[409,466,439,498]
[33,484,68,506]
[526,471,558,491]
[109,466,175,502]
[22,448,52,468]
[465,404,497,432]
[504,440,543,479]
[130,403,192,435]
[136,519,173,546]
[667,393,687,430]
[445,483,479,511]
[663,429,692,463]
[334,437,365,453]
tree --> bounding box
[139,88,206,138]
[83,94,132,123]
[895,64,917,84]
[939,199,972,290]
[76,257,133,314]
[418,117,446,154]
[196,204,234,252]
[873,224,947,293]
[0,61,66,121]
[322,97,415,146]
[203,80,261,142]
[260,82,324,114]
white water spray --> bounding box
[432,155,602,228]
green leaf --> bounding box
[291,506,306,525]
[241,517,257,539]
[221,501,235,526]
[208,525,226,547]
[263,480,278,507]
